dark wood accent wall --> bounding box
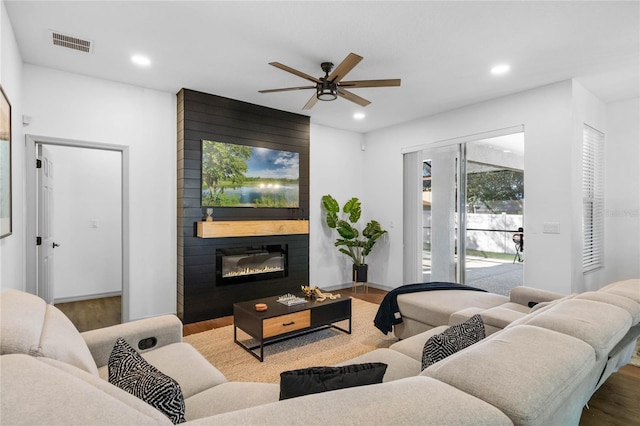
[177,89,310,324]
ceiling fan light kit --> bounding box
[317,62,338,101]
[317,83,338,101]
[260,53,400,109]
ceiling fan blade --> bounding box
[337,88,371,107]
[269,62,321,84]
[302,93,318,110]
[259,86,316,93]
[339,79,401,88]
[328,53,363,83]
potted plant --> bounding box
[321,194,387,283]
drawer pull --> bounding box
[282,321,295,326]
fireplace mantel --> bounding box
[196,220,309,238]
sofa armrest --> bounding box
[81,315,183,368]
[510,286,564,307]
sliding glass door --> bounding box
[417,132,524,294]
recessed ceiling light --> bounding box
[503,150,511,153]
[353,112,366,120]
[131,55,151,67]
[491,64,510,75]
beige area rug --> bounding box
[184,298,398,383]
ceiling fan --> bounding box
[259,52,401,110]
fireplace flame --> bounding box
[223,265,284,278]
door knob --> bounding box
[52,242,60,248]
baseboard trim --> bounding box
[54,291,122,304]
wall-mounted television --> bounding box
[201,140,299,208]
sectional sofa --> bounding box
[1,279,638,425]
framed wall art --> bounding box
[0,85,12,238]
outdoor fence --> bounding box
[423,212,523,256]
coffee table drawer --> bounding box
[263,310,311,338]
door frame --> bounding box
[25,134,131,322]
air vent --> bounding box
[50,31,93,54]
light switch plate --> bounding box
[543,222,560,234]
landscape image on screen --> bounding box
[201,140,299,208]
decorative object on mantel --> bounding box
[321,194,387,286]
[205,208,213,222]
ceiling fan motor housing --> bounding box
[317,62,338,101]
[320,62,334,74]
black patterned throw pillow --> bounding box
[279,363,388,400]
[421,314,486,370]
[108,338,186,424]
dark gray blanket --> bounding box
[373,282,487,334]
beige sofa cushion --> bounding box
[98,342,227,399]
[1,354,172,425]
[389,325,449,361]
[599,279,640,303]
[336,348,422,382]
[509,286,564,306]
[0,289,98,375]
[185,382,279,420]
[397,290,509,327]
[518,299,631,360]
[575,291,640,325]
[422,325,595,425]
[450,306,525,334]
[82,314,183,367]
[1,290,47,356]
[186,376,513,426]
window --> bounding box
[582,125,604,273]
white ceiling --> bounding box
[5,1,639,133]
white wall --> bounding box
[21,65,176,320]
[48,145,122,301]
[363,81,581,294]
[362,81,639,294]
[309,124,366,289]
[0,0,24,291]
[603,98,640,283]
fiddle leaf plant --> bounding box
[321,194,387,266]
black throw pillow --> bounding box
[108,338,186,424]
[421,314,486,370]
[279,362,387,400]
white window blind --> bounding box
[582,125,604,273]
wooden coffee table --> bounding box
[233,294,352,361]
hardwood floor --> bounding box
[55,296,121,332]
[580,365,640,426]
[182,286,640,425]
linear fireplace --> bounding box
[216,244,288,285]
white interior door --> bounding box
[37,144,58,303]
